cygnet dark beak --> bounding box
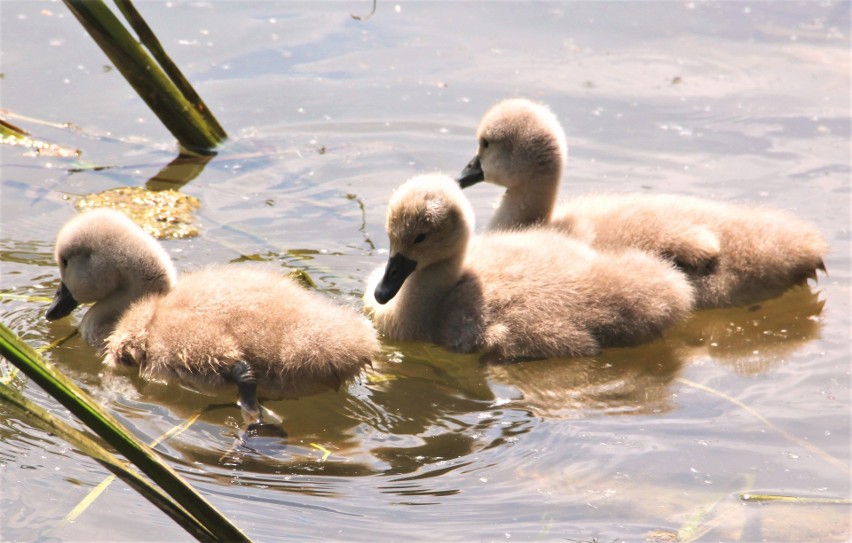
[374,253,418,304]
[456,155,485,188]
[45,281,79,321]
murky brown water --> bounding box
[1,2,850,541]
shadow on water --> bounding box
[9,265,826,460]
[488,341,684,419]
[1,215,829,476]
[144,151,217,191]
[29,285,825,488]
[1,241,837,538]
[487,285,825,420]
[669,285,825,375]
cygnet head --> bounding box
[457,98,567,190]
[374,174,475,304]
[46,208,177,322]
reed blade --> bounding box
[62,0,226,152]
[0,323,251,542]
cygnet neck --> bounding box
[80,288,144,348]
[396,252,466,342]
[488,168,561,231]
[85,239,175,347]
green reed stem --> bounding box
[112,0,226,142]
[63,0,226,153]
[0,323,251,542]
[0,381,218,542]
[677,377,850,475]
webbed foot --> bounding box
[242,421,287,439]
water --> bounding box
[1,2,850,541]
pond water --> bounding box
[1,1,850,541]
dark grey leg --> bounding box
[229,360,261,423]
[229,361,286,440]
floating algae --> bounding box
[75,186,200,239]
[287,269,318,290]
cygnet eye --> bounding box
[414,233,426,244]
[60,257,68,268]
[480,138,490,149]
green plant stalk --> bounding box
[66,410,203,524]
[0,381,218,542]
[112,0,226,141]
[677,377,850,475]
[740,493,852,504]
[0,323,251,542]
[679,474,755,543]
[1,118,31,140]
[62,0,225,152]
[1,116,81,157]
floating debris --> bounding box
[739,493,852,504]
[75,186,201,239]
[645,529,680,542]
[1,118,80,158]
[351,0,377,20]
[288,269,318,290]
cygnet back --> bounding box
[456,97,828,308]
[46,209,379,418]
[108,266,379,398]
[554,193,829,308]
[366,174,694,361]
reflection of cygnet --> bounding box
[668,285,825,376]
[486,341,683,418]
[364,174,694,361]
[457,98,829,308]
[46,209,379,425]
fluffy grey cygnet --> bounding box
[457,98,829,308]
[46,209,379,427]
[364,174,694,361]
